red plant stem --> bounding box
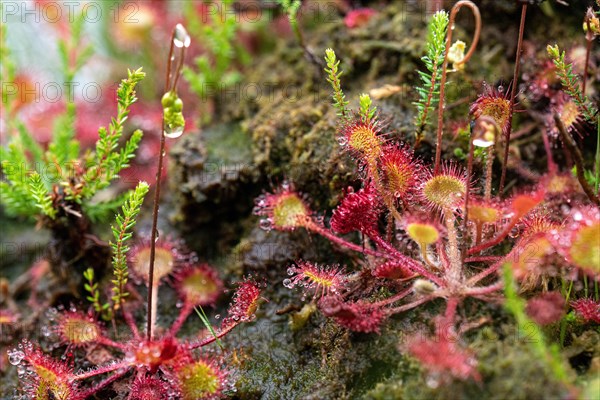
[369,234,445,286]
[189,322,238,349]
[542,127,557,174]
[467,216,518,255]
[97,336,127,351]
[444,296,459,324]
[388,295,436,315]
[122,305,140,341]
[306,222,387,259]
[466,281,503,296]
[72,360,130,381]
[462,133,476,256]
[434,0,481,174]
[467,261,503,285]
[368,286,414,309]
[583,16,593,96]
[499,3,527,194]
[464,255,501,263]
[169,303,193,336]
[78,368,130,398]
[583,38,591,96]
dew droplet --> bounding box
[164,125,184,139]
[8,350,25,365]
[259,219,273,231]
[173,24,191,48]
[287,267,295,276]
[283,279,294,289]
[215,314,220,319]
[337,136,348,146]
[41,326,52,337]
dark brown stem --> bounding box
[147,26,188,340]
[499,3,527,194]
[434,0,481,174]
[147,129,166,341]
[554,113,600,205]
[583,10,594,96]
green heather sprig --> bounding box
[324,48,349,119]
[547,44,598,122]
[414,11,449,144]
[83,268,111,319]
[278,0,302,44]
[28,172,56,219]
[359,93,377,123]
[110,181,149,309]
[77,68,145,200]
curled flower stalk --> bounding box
[434,0,481,174]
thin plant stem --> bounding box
[388,295,437,314]
[147,26,188,340]
[542,127,557,174]
[583,12,593,96]
[434,0,481,174]
[444,296,459,325]
[467,216,519,255]
[582,37,591,96]
[499,3,528,193]
[305,222,388,259]
[73,360,130,381]
[444,211,462,283]
[169,303,193,336]
[555,113,600,205]
[595,116,600,195]
[79,369,130,399]
[368,287,414,309]
[147,108,168,341]
[462,126,475,258]
[369,234,445,286]
[464,255,501,263]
